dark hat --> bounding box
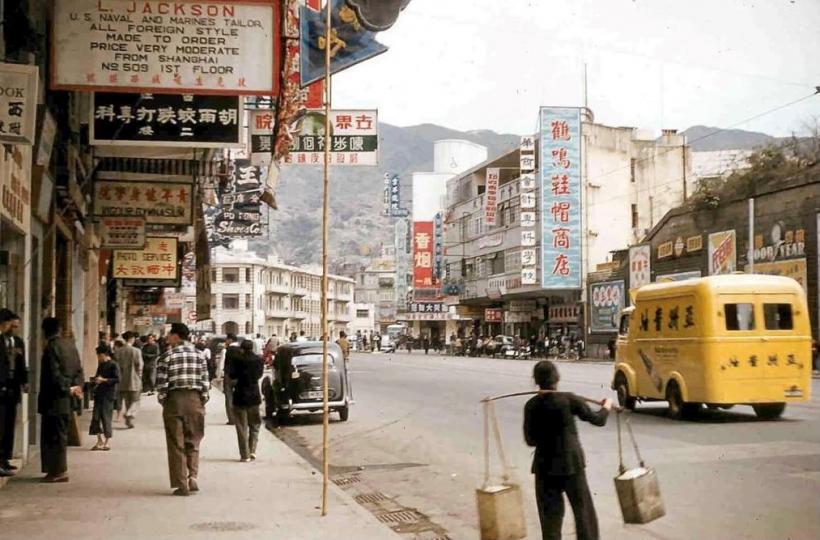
[0,309,16,323]
[169,323,190,340]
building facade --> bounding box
[354,254,398,332]
[443,119,691,341]
[208,243,354,339]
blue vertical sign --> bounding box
[540,107,582,289]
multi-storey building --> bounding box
[443,117,691,341]
[354,253,398,332]
[207,242,354,339]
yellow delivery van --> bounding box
[612,274,812,420]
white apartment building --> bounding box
[207,242,354,339]
[444,119,691,338]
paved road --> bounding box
[274,352,820,540]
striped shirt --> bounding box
[156,343,210,404]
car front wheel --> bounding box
[338,406,349,422]
[753,403,786,420]
[614,372,636,411]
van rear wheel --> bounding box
[614,373,636,411]
[753,403,786,420]
[666,382,699,420]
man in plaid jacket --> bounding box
[156,323,209,496]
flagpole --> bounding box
[321,0,333,517]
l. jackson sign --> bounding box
[51,0,280,95]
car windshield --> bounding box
[292,353,334,367]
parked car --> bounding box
[380,337,396,353]
[262,341,351,422]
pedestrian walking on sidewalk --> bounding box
[0,310,28,476]
[222,333,241,425]
[114,332,143,429]
[141,334,160,395]
[523,360,612,540]
[230,340,264,462]
[89,345,119,451]
[156,323,210,496]
[38,317,85,483]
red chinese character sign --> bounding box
[412,221,435,291]
[540,107,581,289]
[51,0,281,96]
[113,236,179,283]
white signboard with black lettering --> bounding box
[0,63,38,145]
[91,92,242,147]
[249,109,274,166]
[51,0,280,95]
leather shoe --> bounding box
[0,467,14,478]
[172,487,190,496]
[1,461,17,471]
[188,478,199,492]
[41,474,68,483]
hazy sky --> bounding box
[332,0,820,137]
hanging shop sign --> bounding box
[249,108,274,165]
[540,106,582,289]
[0,63,37,145]
[94,180,194,225]
[383,173,408,217]
[708,230,737,275]
[129,289,162,305]
[194,203,212,321]
[282,109,378,166]
[51,0,280,95]
[484,308,503,323]
[0,145,31,233]
[484,168,499,226]
[656,271,701,283]
[91,92,241,147]
[629,244,651,289]
[113,236,178,282]
[299,0,388,87]
[214,159,264,238]
[100,216,147,249]
[36,109,57,166]
[412,221,435,290]
[409,302,446,314]
[434,212,444,280]
[509,300,537,312]
[548,304,581,324]
[589,280,625,333]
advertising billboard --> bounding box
[590,280,625,333]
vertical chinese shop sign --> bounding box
[413,221,435,290]
[540,107,582,289]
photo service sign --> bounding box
[113,236,178,281]
[540,107,582,289]
[52,0,280,95]
[91,92,241,147]
[0,63,38,144]
[283,110,378,166]
[94,180,194,225]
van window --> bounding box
[619,315,630,336]
[764,304,793,330]
[725,303,755,331]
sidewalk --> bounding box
[0,392,400,540]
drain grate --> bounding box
[377,510,422,524]
[333,475,362,486]
[355,492,389,504]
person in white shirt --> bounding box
[252,334,266,355]
[296,331,308,343]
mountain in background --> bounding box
[250,122,783,267]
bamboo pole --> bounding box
[320,0,333,517]
[480,390,622,412]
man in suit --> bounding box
[0,310,28,474]
[141,334,160,395]
[38,317,84,483]
[114,331,143,429]
[523,360,612,540]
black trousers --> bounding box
[41,413,69,476]
[90,397,114,438]
[535,472,599,540]
[0,397,18,460]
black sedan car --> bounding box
[262,341,351,422]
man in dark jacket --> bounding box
[222,333,242,425]
[229,340,264,462]
[38,317,84,483]
[0,310,28,474]
[523,360,612,540]
[141,334,160,395]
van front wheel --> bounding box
[753,403,786,420]
[614,373,636,411]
